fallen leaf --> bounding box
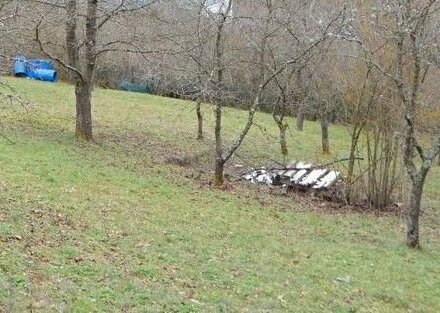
[334,275,351,283]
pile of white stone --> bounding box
[242,161,341,191]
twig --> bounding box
[321,157,364,168]
[0,132,14,144]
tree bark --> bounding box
[196,98,203,141]
[321,116,330,154]
[65,0,78,70]
[296,106,304,131]
[280,124,288,157]
[406,174,427,248]
[273,89,289,157]
[75,82,93,141]
[214,158,225,186]
[211,1,232,186]
[214,100,224,185]
[346,124,363,204]
[68,0,96,142]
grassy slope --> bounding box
[0,78,439,312]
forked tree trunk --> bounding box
[75,82,93,141]
[321,116,330,154]
[407,175,426,248]
[196,98,203,141]
[214,158,225,186]
[274,113,288,157]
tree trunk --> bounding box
[214,100,224,185]
[196,98,203,141]
[296,106,304,131]
[75,82,93,141]
[347,127,360,180]
[214,158,225,186]
[73,0,97,142]
[346,125,363,204]
[321,116,330,154]
[65,0,78,70]
[279,124,288,157]
[211,1,232,186]
[406,177,426,248]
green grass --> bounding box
[0,77,439,312]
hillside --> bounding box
[0,77,439,312]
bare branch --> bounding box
[34,19,84,82]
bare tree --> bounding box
[272,70,292,158]
[194,1,207,141]
[0,0,25,143]
[394,0,440,248]
[264,0,348,158]
[309,57,342,155]
[165,0,211,141]
[347,0,440,247]
[211,0,233,185]
[32,0,155,141]
[210,0,347,185]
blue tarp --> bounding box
[118,80,150,93]
[13,55,57,82]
